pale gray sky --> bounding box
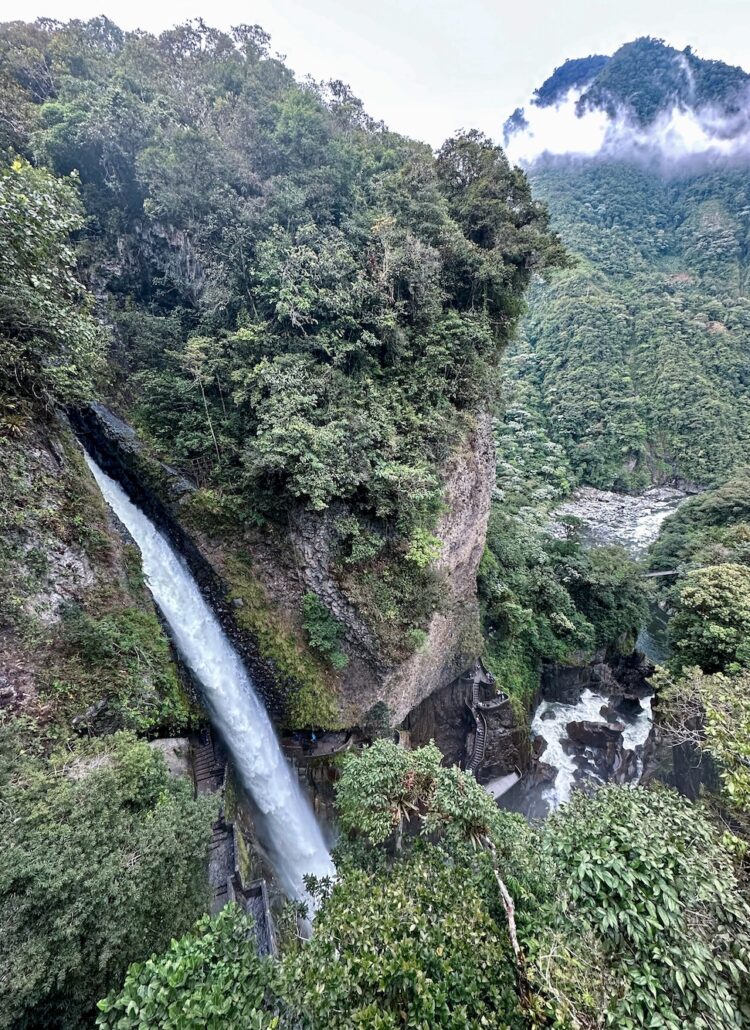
[3,0,749,146]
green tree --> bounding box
[669,563,750,672]
[0,730,215,1029]
[0,157,105,403]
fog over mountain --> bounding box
[505,37,750,169]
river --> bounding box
[499,485,685,818]
[84,452,335,900]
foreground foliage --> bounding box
[100,743,750,1028]
[0,731,215,1029]
[544,786,750,1028]
[97,905,281,1029]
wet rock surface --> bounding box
[74,403,496,728]
[542,649,654,707]
[479,699,530,781]
[567,719,624,748]
[403,676,474,768]
[404,667,528,780]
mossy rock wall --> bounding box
[0,407,195,738]
[71,404,341,728]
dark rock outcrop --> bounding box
[71,698,123,736]
[567,719,624,748]
[404,664,529,781]
[404,676,474,768]
[478,699,530,781]
[542,649,654,706]
[607,651,655,699]
[541,659,599,705]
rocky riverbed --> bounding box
[500,485,688,819]
[550,485,688,558]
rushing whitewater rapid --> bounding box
[84,452,335,900]
[531,689,653,806]
[501,486,685,819]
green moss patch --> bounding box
[223,556,341,730]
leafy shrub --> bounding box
[405,527,443,569]
[286,852,524,1029]
[300,592,348,670]
[541,786,750,1028]
[97,905,281,1029]
[0,731,215,1029]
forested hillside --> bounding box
[0,17,566,671]
[505,39,750,490]
[2,20,750,1028]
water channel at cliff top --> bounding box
[499,486,686,819]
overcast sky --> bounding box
[3,0,749,146]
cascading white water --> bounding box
[500,488,686,819]
[531,689,653,806]
[84,452,335,900]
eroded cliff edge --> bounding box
[73,404,495,730]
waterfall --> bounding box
[84,453,335,900]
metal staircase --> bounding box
[465,662,509,777]
[466,672,488,776]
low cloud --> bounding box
[505,88,750,170]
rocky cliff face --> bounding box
[381,413,495,724]
[291,412,495,725]
[0,411,191,735]
[541,649,654,706]
[73,404,495,730]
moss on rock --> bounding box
[223,556,341,729]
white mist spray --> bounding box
[84,452,335,900]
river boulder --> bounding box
[567,719,624,748]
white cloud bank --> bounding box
[505,88,750,168]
